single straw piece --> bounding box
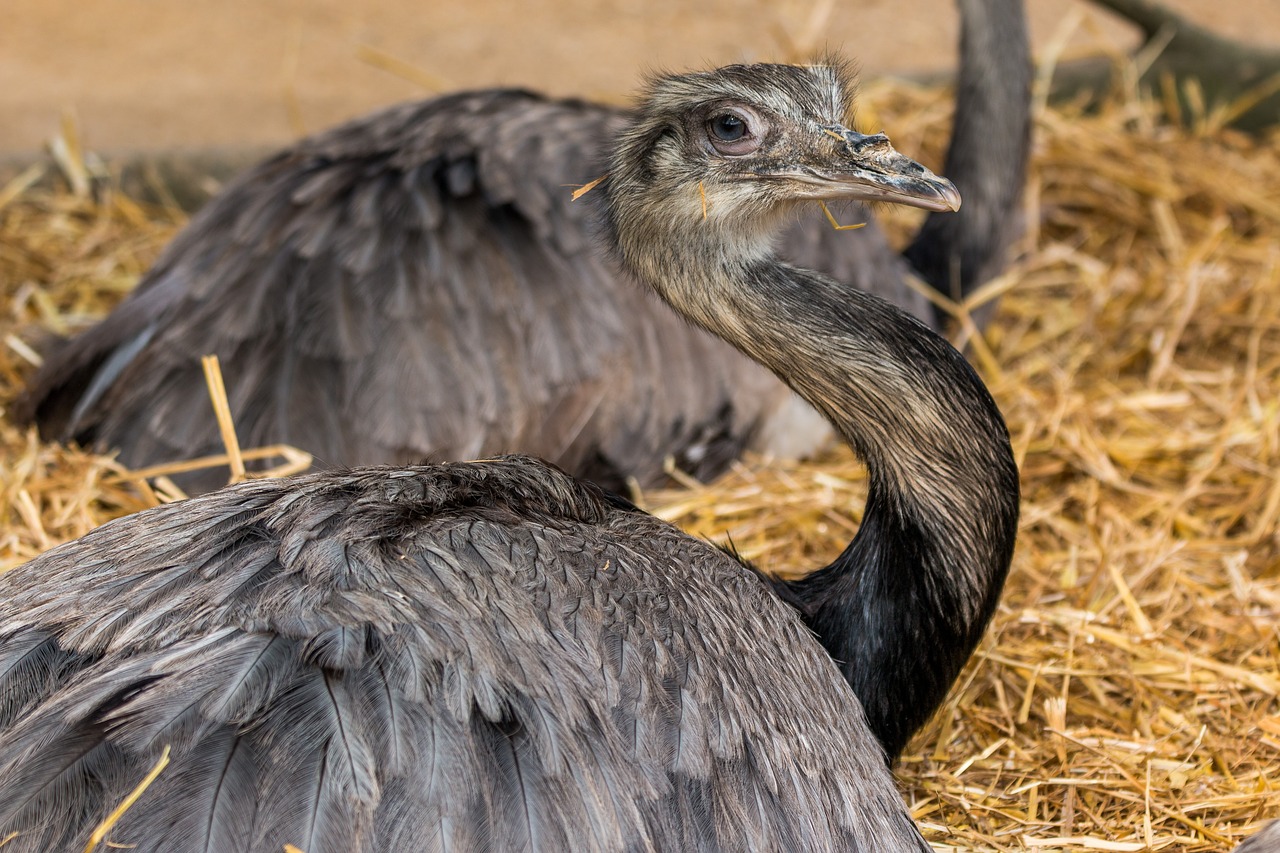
[571,174,608,201]
[201,354,246,484]
[82,746,172,853]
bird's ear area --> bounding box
[609,114,686,190]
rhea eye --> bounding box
[705,109,765,155]
[710,113,747,141]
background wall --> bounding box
[2,0,1274,156]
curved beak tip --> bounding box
[939,181,962,212]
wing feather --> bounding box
[0,459,930,851]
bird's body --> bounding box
[0,459,926,852]
[0,58,1019,852]
[17,0,1030,493]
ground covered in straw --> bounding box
[1,78,1277,850]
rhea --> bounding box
[16,0,1030,494]
[0,61,1018,851]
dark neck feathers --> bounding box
[606,188,1019,759]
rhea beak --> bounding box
[777,126,961,213]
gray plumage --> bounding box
[0,58,1019,852]
[0,461,923,852]
[16,0,1030,494]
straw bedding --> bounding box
[1,75,1277,850]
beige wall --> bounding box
[0,0,1271,156]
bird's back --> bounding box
[0,457,926,852]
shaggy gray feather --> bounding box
[0,460,928,852]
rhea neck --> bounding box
[606,185,1020,761]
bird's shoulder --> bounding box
[0,456,774,652]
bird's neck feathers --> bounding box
[608,195,1019,757]
[738,268,1020,760]
[789,455,1017,759]
[604,180,801,338]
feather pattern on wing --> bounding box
[0,458,930,852]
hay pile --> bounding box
[1,75,1278,850]
[0,166,182,566]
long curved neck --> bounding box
[611,214,1019,760]
[902,0,1031,320]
